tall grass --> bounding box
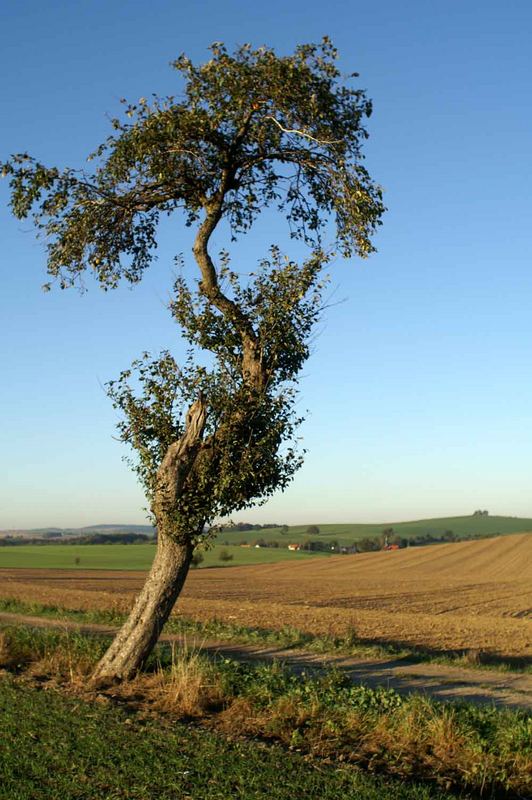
[0,625,107,679]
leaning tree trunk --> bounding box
[91,532,193,683]
[92,398,206,684]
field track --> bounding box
[0,534,530,659]
[1,610,530,710]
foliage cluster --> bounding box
[107,247,328,539]
[1,40,383,286]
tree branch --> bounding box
[264,116,342,145]
[192,187,264,386]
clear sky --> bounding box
[2,0,532,528]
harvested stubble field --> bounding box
[0,534,530,660]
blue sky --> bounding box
[2,0,532,528]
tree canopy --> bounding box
[2,38,383,289]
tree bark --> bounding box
[91,398,206,684]
[91,532,193,683]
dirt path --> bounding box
[1,611,530,711]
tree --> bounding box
[357,537,380,552]
[2,39,384,682]
[381,526,394,546]
[306,525,320,535]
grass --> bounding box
[0,623,530,798]
[0,542,331,570]
[1,596,529,674]
[218,516,532,545]
[0,678,460,800]
[0,624,108,677]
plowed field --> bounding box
[1,534,530,659]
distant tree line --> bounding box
[229,529,502,553]
[0,533,152,546]
[218,522,285,532]
[356,528,501,552]
[71,533,152,545]
[221,523,323,535]
[300,539,346,552]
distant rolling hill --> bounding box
[1,515,531,545]
[80,524,155,535]
[218,515,532,546]
[0,524,155,539]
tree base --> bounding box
[91,535,192,683]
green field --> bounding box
[0,542,331,571]
[219,514,532,546]
[0,678,456,800]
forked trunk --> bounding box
[91,532,192,683]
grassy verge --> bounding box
[0,624,530,798]
[0,596,528,674]
[0,677,457,800]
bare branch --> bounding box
[264,116,342,145]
